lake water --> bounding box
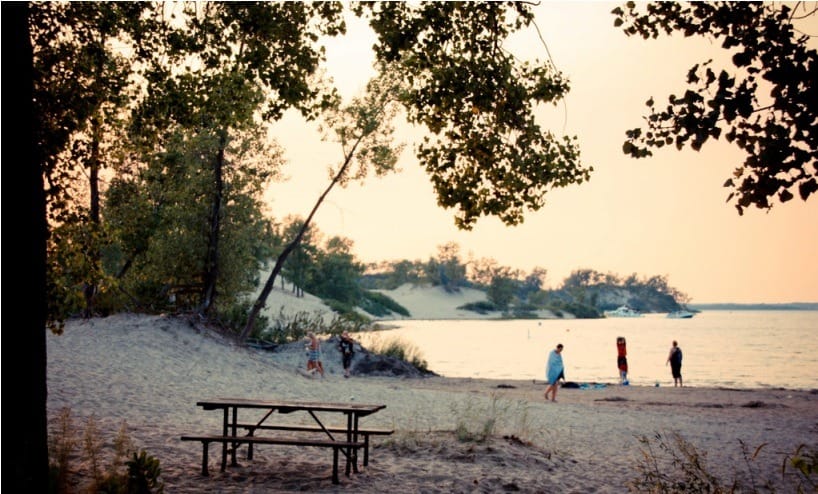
[364,310,818,390]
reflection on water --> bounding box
[362,311,818,389]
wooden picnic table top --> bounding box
[196,398,386,417]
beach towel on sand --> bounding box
[546,349,564,384]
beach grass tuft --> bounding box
[48,407,164,494]
[450,394,533,443]
[629,431,731,492]
[629,431,818,493]
[365,334,429,372]
[49,407,78,493]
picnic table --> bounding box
[180,398,391,484]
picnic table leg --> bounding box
[230,406,239,467]
[221,409,228,472]
[351,414,360,473]
[332,446,340,484]
[345,414,353,477]
[363,434,370,466]
[247,428,255,460]
[201,440,210,476]
[246,408,273,461]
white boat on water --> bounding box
[604,305,643,318]
[667,310,695,319]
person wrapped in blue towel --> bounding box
[544,343,565,402]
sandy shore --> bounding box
[47,313,818,493]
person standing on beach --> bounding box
[666,340,683,387]
[306,332,324,377]
[338,330,355,378]
[616,336,629,385]
[544,343,565,402]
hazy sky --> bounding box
[264,2,818,304]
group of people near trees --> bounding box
[305,331,356,379]
[544,337,683,400]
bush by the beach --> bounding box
[255,307,367,344]
[357,290,411,317]
[546,300,602,319]
[216,300,270,336]
[458,300,498,314]
[364,335,429,373]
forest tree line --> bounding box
[275,233,691,325]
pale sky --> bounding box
[264,2,818,304]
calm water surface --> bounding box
[366,311,818,390]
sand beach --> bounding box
[46,286,818,493]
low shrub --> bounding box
[365,335,429,372]
[629,432,818,493]
[48,407,164,494]
[458,300,497,314]
[450,394,533,443]
[358,290,410,317]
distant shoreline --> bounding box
[690,302,818,311]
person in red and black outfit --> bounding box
[616,336,628,385]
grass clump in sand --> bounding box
[50,407,78,493]
[629,431,818,493]
[786,444,818,493]
[48,407,164,494]
[451,394,533,443]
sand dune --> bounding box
[47,312,818,493]
[257,281,562,323]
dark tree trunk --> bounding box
[3,2,49,491]
[200,131,227,314]
[83,34,105,318]
[240,137,362,343]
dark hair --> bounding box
[556,343,564,350]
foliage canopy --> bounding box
[357,2,591,229]
[612,1,818,214]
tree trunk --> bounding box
[6,2,49,490]
[200,131,226,315]
[83,34,105,318]
[83,113,102,317]
[239,138,362,343]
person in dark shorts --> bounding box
[338,330,355,378]
[666,340,683,387]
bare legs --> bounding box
[543,383,558,402]
[306,360,325,378]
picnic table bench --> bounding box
[179,434,363,484]
[233,422,393,466]
[180,398,389,485]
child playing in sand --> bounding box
[306,332,324,377]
